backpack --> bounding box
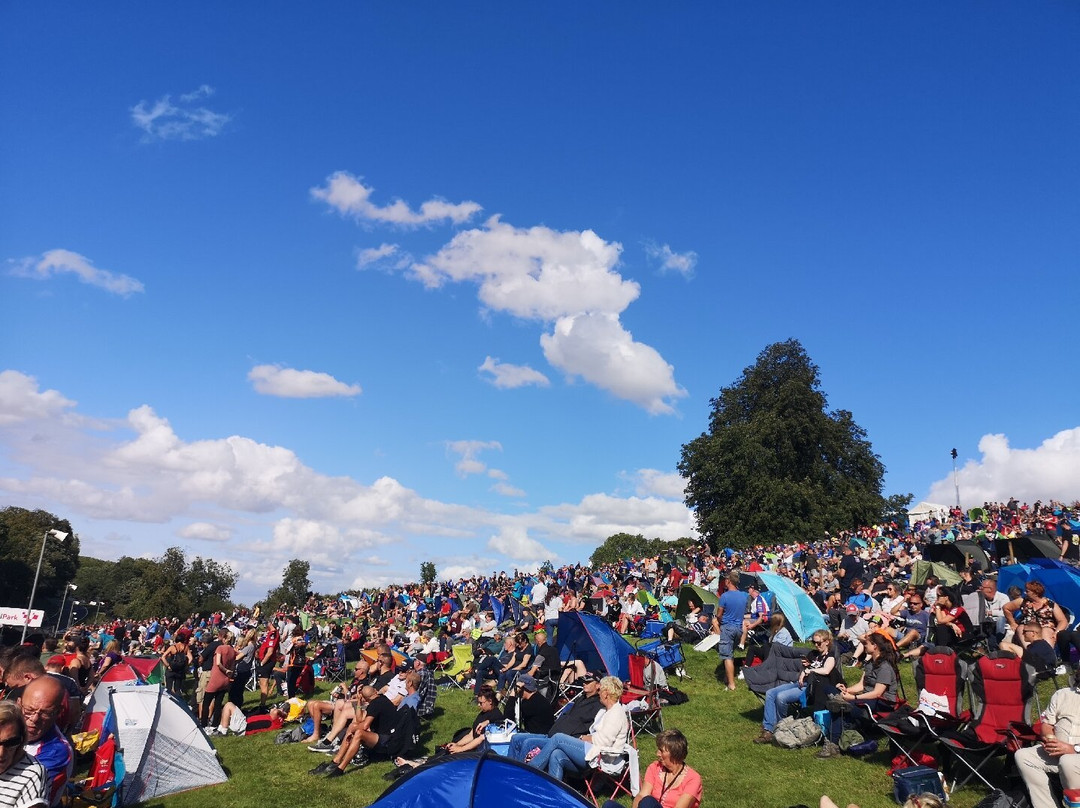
[165,648,187,675]
[773,716,823,749]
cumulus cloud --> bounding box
[644,241,697,278]
[478,356,550,390]
[492,481,526,498]
[9,249,145,296]
[0,375,702,598]
[446,440,502,477]
[926,428,1080,506]
[311,172,481,227]
[356,243,408,269]
[631,469,688,500]
[410,217,684,413]
[248,365,362,399]
[177,522,231,542]
[131,85,231,141]
[540,313,686,415]
[0,370,78,426]
[488,526,554,564]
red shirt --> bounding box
[257,628,278,663]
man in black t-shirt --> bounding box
[195,635,221,723]
[838,546,864,600]
[503,674,555,734]
[318,686,397,778]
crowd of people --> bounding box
[0,496,1077,807]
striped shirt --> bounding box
[0,754,48,808]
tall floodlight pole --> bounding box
[55,583,77,633]
[22,528,69,643]
[951,448,960,509]
[67,601,80,632]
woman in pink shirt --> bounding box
[603,728,702,808]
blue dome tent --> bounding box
[370,751,593,808]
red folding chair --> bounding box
[936,653,1033,792]
[622,652,664,737]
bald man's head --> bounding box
[19,674,65,743]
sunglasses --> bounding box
[0,736,22,749]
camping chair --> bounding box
[636,637,686,681]
[622,652,664,737]
[320,640,347,684]
[874,646,971,767]
[436,643,474,691]
[584,731,639,808]
[936,653,1033,793]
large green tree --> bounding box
[589,533,697,567]
[262,559,311,612]
[0,507,80,617]
[678,339,886,551]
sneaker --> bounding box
[753,730,774,745]
[325,766,346,779]
[309,762,335,775]
[352,750,370,768]
[308,739,333,752]
[1056,664,1068,676]
[815,741,841,759]
[202,727,215,737]
[736,670,745,680]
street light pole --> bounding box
[92,601,103,624]
[951,448,960,509]
[22,528,69,644]
[55,583,77,633]
[68,601,80,632]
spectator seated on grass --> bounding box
[302,661,371,750]
[601,728,702,808]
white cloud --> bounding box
[631,469,688,499]
[487,526,554,564]
[356,243,405,269]
[410,217,685,414]
[248,365,362,399]
[644,241,697,278]
[540,313,686,415]
[926,428,1080,507]
[177,522,231,542]
[9,249,145,297]
[413,217,637,319]
[492,481,526,498]
[311,172,481,227]
[0,370,77,426]
[446,439,502,477]
[131,86,231,141]
[478,356,550,389]
[0,376,703,599]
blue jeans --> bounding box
[544,619,559,645]
[507,732,548,761]
[528,733,589,781]
[473,656,502,694]
[763,681,805,732]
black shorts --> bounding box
[256,661,276,679]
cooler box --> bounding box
[892,766,946,804]
[638,639,685,670]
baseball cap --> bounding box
[517,674,538,692]
[579,671,602,684]
[845,604,859,614]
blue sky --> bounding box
[2,4,1077,603]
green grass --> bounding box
[131,646,1052,808]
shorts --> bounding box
[228,709,248,735]
[196,669,212,703]
[257,661,276,679]
[716,624,741,660]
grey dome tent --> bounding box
[370,751,593,808]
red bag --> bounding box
[886,752,938,776]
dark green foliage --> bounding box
[679,339,886,551]
[262,559,311,612]
[882,492,915,525]
[589,532,697,566]
[0,507,80,616]
[72,547,237,620]
[419,561,437,584]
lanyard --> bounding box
[659,765,685,806]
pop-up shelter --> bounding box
[371,751,592,808]
[755,571,829,641]
[674,584,719,619]
[93,683,226,805]
[556,611,633,681]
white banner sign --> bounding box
[0,607,44,628]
